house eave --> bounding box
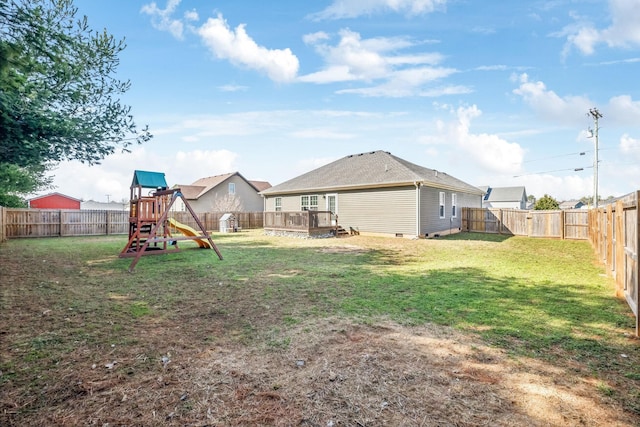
[261,181,484,196]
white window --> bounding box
[451,193,457,218]
[275,197,282,212]
[301,195,319,211]
[439,192,445,219]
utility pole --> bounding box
[588,108,602,208]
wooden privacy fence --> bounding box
[4,209,129,238]
[589,191,639,336]
[0,208,264,239]
[462,208,589,240]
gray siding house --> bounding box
[173,172,271,213]
[260,150,483,238]
[480,186,528,209]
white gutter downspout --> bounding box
[415,182,421,237]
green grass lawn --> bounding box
[1,230,639,424]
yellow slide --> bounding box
[168,218,211,249]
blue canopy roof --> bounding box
[131,170,168,189]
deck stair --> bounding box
[335,226,349,237]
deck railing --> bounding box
[263,210,334,235]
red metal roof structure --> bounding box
[28,193,81,209]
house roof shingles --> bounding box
[249,180,272,192]
[174,172,272,200]
[261,150,484,196]
[484,186,526,202]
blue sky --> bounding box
[45,0,640,204]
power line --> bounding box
[513,165,593,178]
[519,150,587,164]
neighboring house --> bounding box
[480,186,528,209]
[559,200,586,210]
[173,172,271,212]
[81,200,128,211]
[28,192,80,209]
[260,150,484,238]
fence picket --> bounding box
[0,209,264,239]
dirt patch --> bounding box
[1,316,636,426]
[183,318,631,426]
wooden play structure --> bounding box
[119,170,222,272]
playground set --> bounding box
[119,170,223,272]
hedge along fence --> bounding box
[0,208,265,239]
[462,207,589,240]
[589,191,640,336]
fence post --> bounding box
[636,191,640,336]
[465,207,469,231]
[606,205,613,271]
[615,199,625,297]
[0,206,5,243]
[560,210,565,240]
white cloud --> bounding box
[311,0,447,20]
[289,129,355,139]
[303,31,330,45]
[517,173,593,201]
[335,67,460,97]
[453,106,525,174]
[298,66,359,84]
[197,14,299,83]
[218,84,249,92]
[42,147,241,203]
[607,95,640,125]
[141,4,297,82]
[421,105,525,174]
[184,9,199,22]
[300,29,462,97]
[620,134,640,159]
[513,74,640,126]
[512,73,591,124]
[173,149,238,184]
[44,148,162,202]
[151,112,290,141]
[419,85,473,97]
[141,0,186,39]
[563,0,640,55]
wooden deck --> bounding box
[263,210,337,237]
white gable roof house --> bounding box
[481,186,528,209]
[261,150,484,238]
[173,172,271,213]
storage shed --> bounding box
[219,213,236,233]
